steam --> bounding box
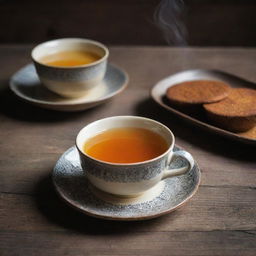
[154,0,187,46]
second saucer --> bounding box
[10,63,128,112]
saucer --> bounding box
[52,146,201,221]
[10,63,128,111]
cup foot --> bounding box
[89,181,165,205]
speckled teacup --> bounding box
[32,38,109,98]
[76,116,194,197]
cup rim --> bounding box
[75,116,175,166]
[31,38,109,69]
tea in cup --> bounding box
[32,38,109,98]
[76,116,194,197]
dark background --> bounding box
[0,0,256,46]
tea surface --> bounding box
[40,50,101,67]
[83,128,168,164]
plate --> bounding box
[52,146,201,221]
[151,69,256,145]
[10,63,128,111]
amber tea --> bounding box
[83,127,168,164]
[40,50,101,67]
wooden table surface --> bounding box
[0,45,256,256]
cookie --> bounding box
[203,88,256,132]
[166,80,231,114]
[166,80,231,104]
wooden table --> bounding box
[0,46,256,256]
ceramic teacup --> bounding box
[32,38,109,98]
[76,116,194,197]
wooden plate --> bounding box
[151,69,256,145]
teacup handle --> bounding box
[162,150,194,180]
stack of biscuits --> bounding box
[166,80,256,133]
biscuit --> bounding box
[165,80,231,114]
[166,80,231,105]
[203,88,256,132]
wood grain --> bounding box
[0,46,256,255]
[1,186,256,232]
[1,230,256,256]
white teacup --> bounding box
[32,38,109,98]
[76,116,194,197]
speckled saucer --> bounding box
[52,146,201,221]
[10,63,128,112]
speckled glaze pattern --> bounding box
[34,60,107,82]
[52,146,201,220]
[79,153,167,182]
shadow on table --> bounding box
[135,97,255,162]
[0,83,105,123]
[35,174,180,235]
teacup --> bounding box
[32,38,109,98]
[76,116,194,197]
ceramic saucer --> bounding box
[10,63,128,112]
[52,146,201,221]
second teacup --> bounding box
[32,38,109,98]
[76,116,194,197]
